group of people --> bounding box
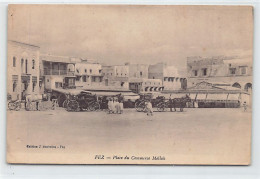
[107,95,124,114]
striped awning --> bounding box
[12,75,18,82]
[21,75,30,82]
[32,76,37,82]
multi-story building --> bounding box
[129,78,163,93]
[125,63,163,93]
[40,54,76,90]
[7,40,40,100]
[127,63,149,79]
[187,56,253,93]
[74,58,103,89]
[102,65,129,89]
[148,63,187,91]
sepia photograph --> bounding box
[6,5,253,165]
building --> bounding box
[74,58,103,88]
[7,40,40,100]
[40,54,76,90]
[102,65,129,89]
[129,78,163,93]
[148,63,187,91]
[127,63,149,79]
[187,56,253,93]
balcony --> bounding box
[43,69,75,76]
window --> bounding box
[32,82,36,92]
[240,66,247,75]
[55,82,62,88]
[83,76,87,82]
[13,57,16,67]
[229,68,236,75]
[90,69,92,74]
[32,59,35,69]
[25,59,28,74]
[13,82,17,92]
[140,72,142,76]
[32,76,37,92]
[76,76,81,81]
[99,69,102,74]
[85,69,87,73]
[21,58,24,73]
[202,68,207,76]
[193,70,198,76]
[76,69,79,73]
[39,81,42,89]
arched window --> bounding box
[13,57,16,67]
[85,69,87,73]
[25,59,28,74]
[32,59,35,69]
[232,82,241,89]
[244,83,252,92]
[21,58,24,73]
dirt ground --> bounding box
[6,107,252,165]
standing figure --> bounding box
[118,94,124,114]
[169,94,173,112]
[145,100,153,116]
[114,98,120,114]
[107,98,114,114]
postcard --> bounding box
[7,5,253,165]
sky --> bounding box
[8,5,253,73]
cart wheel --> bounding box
[8,101,16,110]
[157,103,165,112]
[89,102,100,111]
[135,101,145,112]
[15,102,21,111]
[67,100,79,112]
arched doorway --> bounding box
[232,82,241,89]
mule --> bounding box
[172,94,191,112]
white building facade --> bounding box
[74,59,103,89]
[7,40,40,100]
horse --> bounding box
[172,94,191,112]
[25,94,43,110]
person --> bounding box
[114,98,120,114]
[107,98,114,114]
[118,94,124,114]
[145,100,153,116]
[243,101,247,112]
[169,94,173,112]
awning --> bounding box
[12,75,18,82]
[87,91,121,96]
[227,93,240,100]
[196,93,207,100]
[189,93,197,100]
[53,88,84,95]
[21,75,30,83]
[206,93,228,100]
[32,76,37,82]
[123,93,140,101]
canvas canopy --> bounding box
[206,94,228,100]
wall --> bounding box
[7,41,40,100]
